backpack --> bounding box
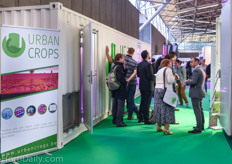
[106,65,121,90]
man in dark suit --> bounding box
[186,57,206,133]
[137,50,155,124]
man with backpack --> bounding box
[110,53,128,127]
[106,46,139,120]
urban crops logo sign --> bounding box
[2,32,59,59]
[2,33,26,58]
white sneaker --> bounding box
[186,103,190,107]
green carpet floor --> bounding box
[17,90,232,164]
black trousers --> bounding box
[191,98,205,130]
[139,90,152,123]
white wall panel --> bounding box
[220,0,232,136]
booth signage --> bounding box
[0,25,59,160]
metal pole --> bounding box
[139,0,170,32]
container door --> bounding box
[83,23,93,133]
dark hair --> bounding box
[176,59,181,64]
[169,51,176,58]
[193,57,200,63]
[164,54,172,59]
[141,50,148,60]
[151,58,155,63]
[115,53,124,62]
[128,48,135,54]
[161,59,171,68]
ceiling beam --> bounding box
[204,1,221,34]
[140,0,171,32]
[192,0,198,30]
[178,9,221,18]
[177,3,220,14]
[175,0,195,5]
[171,26,216,31]
[169,18,216,24]
[140,4,162,10]
[138,0,173,4]
[178,30,194,45]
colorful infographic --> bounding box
[0,25,59,160]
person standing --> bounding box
[199,59,208,94]
[206,63,211,79]
[165,52,178,93]
[151,58,156,73]
[137,50,155,124]
[151,58,156,97]
[186,57,206,133]
[175,59,189,107]
[186,56,195,79]
[111,54,128,127]
[106,46,139,120]
[124,48,140,120]
[152,59,176,134]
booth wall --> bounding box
[202,46,212,65]
[220,0,232,136]
[215,18,221,92]
[0,2,151,149]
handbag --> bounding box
[162,68,178,108]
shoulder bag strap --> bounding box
[163,68,167,90]
[112,65,118,71]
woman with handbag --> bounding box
[152,59,177,135]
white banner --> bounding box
[1,25,59,160]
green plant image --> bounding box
[213,102,220,114]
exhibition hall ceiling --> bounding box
[138,0,224,42]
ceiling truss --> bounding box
[135,0,223,43]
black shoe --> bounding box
[144,121,155,125]
[138,119,144,123]
[116,123,127,127]
[112,122,116,124]
[193,127,204,130]
[188,129,202,133]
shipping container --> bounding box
[0,2,151,162]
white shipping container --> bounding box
[0,2,151,160]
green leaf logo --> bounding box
[171,97,177,104]
[2,33,26,58]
